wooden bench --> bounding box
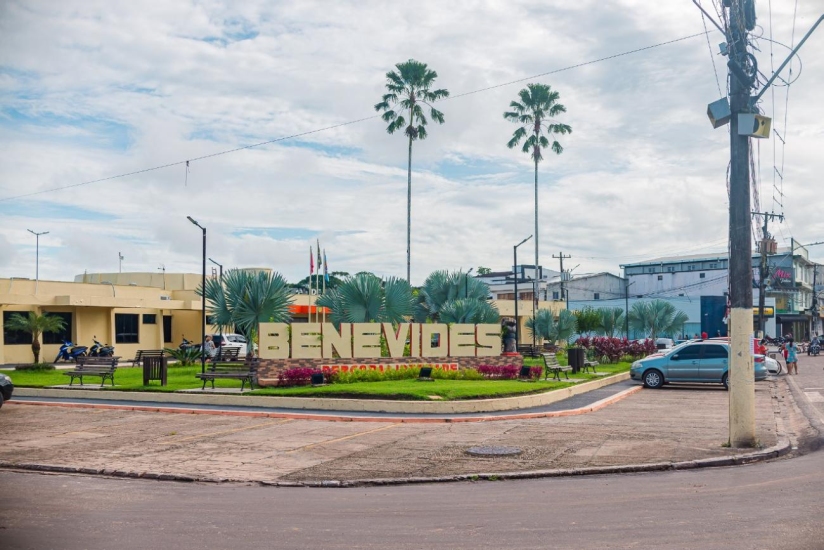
[196,358,260,391]
[517,344,541,358]
[64,356,119,387]
[129,349,165,366]
[211,347,240,363]
[582,360,599,374]
[541,353,573,381]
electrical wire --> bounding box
[699,1,724,97]
[0,31,712,203]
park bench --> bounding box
[582,359,600,374]
[196,357,260,391]
[64,356,120,387]
[129,349,164,367]
[211,347,240,363]
[541,353,572,381]
[517,344,541,358]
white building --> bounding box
[476,265,560,301]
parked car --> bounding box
[211,333,255,356]
[0,373,13,408]
[630,341,768,390]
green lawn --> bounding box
[4,362,631,401]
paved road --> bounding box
[1,446,822,550]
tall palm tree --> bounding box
[317,273,416,327]
[597,307,624,338]
[200,269,292,355]
[504,84,571,301]
[5,311,66,363]
[374,59,449,283]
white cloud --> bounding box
[1,0,822,285]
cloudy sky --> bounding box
[1,0,821,285]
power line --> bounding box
[0,31,712,203]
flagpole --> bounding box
[322,248,327,325]
[309,246,315,324]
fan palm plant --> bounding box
[199,269,292,355]
[504,84,571,299]
[438,298,500,324]
[374,59,449,283]
[316,273,416,326]
[628,300,690,340]
[415,270,494,323]
[5,311,66,363]
[597,307,624,337]
[526,308,577,345]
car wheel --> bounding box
[775,363,782,375]
[722,373,729,391]
[643,369,664,389]
[0,393,4,409]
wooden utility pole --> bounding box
[727,0,757,448]
[552,252,572,307]
[752,211,783,337]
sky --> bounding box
[1,0,822,285]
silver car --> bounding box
[630,341,769,390]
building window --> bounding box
[142,314,157,325]
[667,267,675,272]
[115,314,139,344]
[688,265,695,270]
[699,273,706,279]
[3,312,33,345]
[42,312,72,344]
[163,316,173,343]
[552,291,560,300]
[594,293,600,300]
[657,275,663,281]
[709,263,717,268]
[647,268,655,273]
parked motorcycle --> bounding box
[810,342,821,356]
[179,338,201,352]
[55,340,89,362]
[89,338,115,357]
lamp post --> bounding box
[208,257,223,282]
[624,278,635,339]
[187,216,207,374]
[119,252,124,273]
[27,229,49,281]
[513,235,532,346]
[465,267,474,298]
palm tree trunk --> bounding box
[533,156,539,316]
[32,337,40,364]
[406,133,413,284]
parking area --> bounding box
[0,378,787,483]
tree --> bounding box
[200,269,292,354]
[597,307,624,338]
[476,266,492,275]
[316,272,416,326]
[415,270,498,323]
[504,84,571,300]
[526,309,577,345]
[5,311,65,364]
[572,307,602,336]
[291,271,349,294]
[628,300,690,340]
[374,59,449,283]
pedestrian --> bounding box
[701,331,708,340]
[203,335,216,359]
[786,338,798,375]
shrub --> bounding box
[477,364,521,379]
[573,337,657,362]
[278,367,320,386]
[164,347,202,366]
[15,362,55,371]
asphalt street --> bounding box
[1,447,822,550]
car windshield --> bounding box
[664,341,694,355]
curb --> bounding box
[0,437,791,487]
[6,385,643,423]
[12,372,631,414]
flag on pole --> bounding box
[309,246,314,274]
[323,250,329,284]
[316,240,322,272]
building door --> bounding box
[163,315,172,344]
[701,296,727,337]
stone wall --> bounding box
[257,355,523,386]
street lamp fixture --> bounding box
[513,235,532,347]
[465,267,474,298]
[187,216,207,374]
[27,229,49,282]
[208,257,223,282]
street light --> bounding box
[208,257,223,282]
[465,267,474,298]
[27,229,49,281]
[624,279,635,339]
[119,252,124,273]
[513,235,532,347]
[187,216,207,375]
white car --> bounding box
[764,355,782,375]
[211,333,255,357]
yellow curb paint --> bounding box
[160,419,292,444]
[284,424,400,453]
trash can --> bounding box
[568,347,585,374]
[143,356,168,386]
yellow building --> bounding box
[1,272,320,365]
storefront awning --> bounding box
[776,314,810,323]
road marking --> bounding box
[285,424,400,454]
[803,391,824,403]
[161,419,292,444]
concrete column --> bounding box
[729,307,756,447]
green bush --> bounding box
[328,366,483,384]
[164,347,203,366]
[15,362,56,371]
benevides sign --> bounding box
[259,323,501,359]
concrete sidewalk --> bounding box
[1,369,806,485]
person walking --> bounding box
[203,335,216,359]
[786,338,798,375]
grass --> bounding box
[3,362,632,401]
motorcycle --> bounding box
[55,340,89,362]
[810,342,821,356]
[89,338,115,357]
[179,338,201,351]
